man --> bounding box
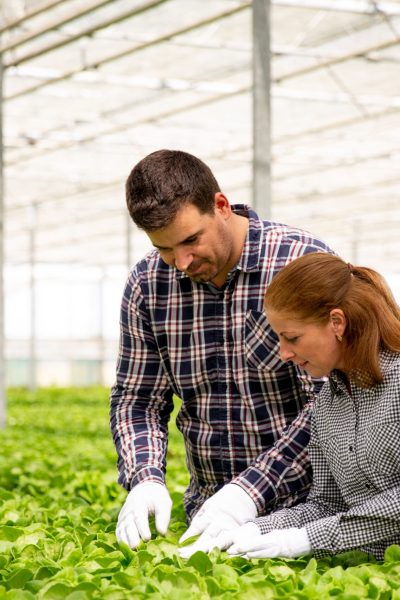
[110,149,332,557]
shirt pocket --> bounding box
[316,433,346,482]
[244,309,286,371]
[364,422,400,476]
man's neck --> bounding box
[211,213,249,288]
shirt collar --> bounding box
[234,204,263,273]
[378,347,400,374]
[329,348,400,393]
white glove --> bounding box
[179,521,260,559]
[227,526,312,559]
[178,484,257,558]
[116,481,172,548]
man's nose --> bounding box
[174,248,192,272]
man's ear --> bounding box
[330,308,347,338]
[214,192,231,217]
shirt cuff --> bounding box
[252,515,279,535]
[130,466,165,488]
[305,515,341,556]
[231,466,278,514]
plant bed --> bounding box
[0,387,399,599]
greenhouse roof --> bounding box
[2,0,400,272]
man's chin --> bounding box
[186,267,211,281]
[189,273,209,283]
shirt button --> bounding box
[349,445,354,452]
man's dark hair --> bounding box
[125,149,221,231]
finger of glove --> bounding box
[202,513,239,539]
[179,515,210,543]
[212,529,238,551]
[117,497,134,523]
[226,534,264,555]
[179,535,217,559]
[226,548,250,559]
[179,541,204,559]
[132,505,152,541]
[227,524,262,550]
[154,499,172,535]
[189,528,230,553]
[116,519,141,549]
[242,539,282,557]
[227,543,244,556]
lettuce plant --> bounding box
[0,387,399,599]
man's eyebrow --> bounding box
[154,232,201,250]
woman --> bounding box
[225,252,400,560]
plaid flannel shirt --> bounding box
[255,349,400,560]
[110,205,331,519]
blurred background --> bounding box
[1,0,400,392]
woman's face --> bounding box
[266,308,346,378]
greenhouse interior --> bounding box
[2,1,400,598]
[2,0,400,393]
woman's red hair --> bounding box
[265,252,400,387]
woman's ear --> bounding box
[330,308,347,339]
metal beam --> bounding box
[275,38,400,84]
[0,0,70,35]
[4,3,251,100]
[252,0,271,219]
[3,0,168,68]
[273,0,400,16]
[7,81,249,166]
[1,0,118,54]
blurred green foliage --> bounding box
[0,387,399,599]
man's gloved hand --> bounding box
[227,526,312,559]
[116,481,172,548]
[178,484,257,558]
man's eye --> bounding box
[286,337,298,343]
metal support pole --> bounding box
[0,52,6,427]
[351,218,360,264]
[126,211,132,271]
[28,204,37,391]
[252,0,271,219]
[98,269,105,386]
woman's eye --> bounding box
[286,337,298,343]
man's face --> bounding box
[147,195,235,286]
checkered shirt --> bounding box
[110,205,332,519]
[254,350,400,560]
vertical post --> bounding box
[126,211,131,270]
[29,204,37,391]
[252,0,271,219]
[0,52,6,427]
[98,268,105,386]
[351,218,360,264]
